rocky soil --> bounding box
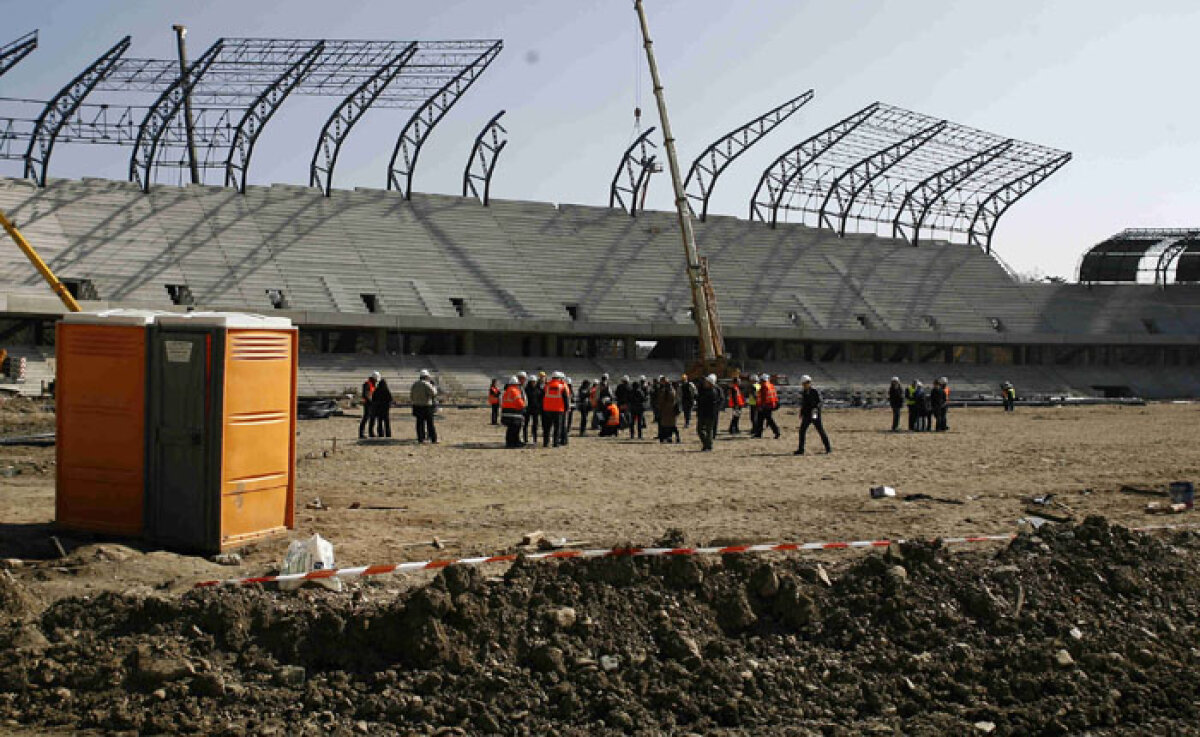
[1,517,1198,736]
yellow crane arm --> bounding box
[0,208,81,313]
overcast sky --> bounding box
[3,0,1198,279]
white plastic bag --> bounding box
[279,533,342,592]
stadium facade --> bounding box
[0,32,1197,400]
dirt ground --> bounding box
[1,402,1197,600]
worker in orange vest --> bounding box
[599,397,621,437]
[753,373,782,439]
[726,380,746,435]
[500,376,527,448]
[487,378,501,425]
[541,371,569,448]
[359,371,379,439]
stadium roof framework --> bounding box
[1078,228,1200,285]
[0,35,501,193]
[750,102,1070,253]
[0,31,37,80]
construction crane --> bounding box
[632,0,727,377]
[0,209,81,312]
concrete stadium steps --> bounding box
[0,180,74,291]
[0,345,54,396]
[188,187,293,311]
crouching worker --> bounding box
[599,397,622,437]
[500,376,527,448]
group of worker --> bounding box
[887,377,951,432]
[359,369,440,443]
[487,370,832,455]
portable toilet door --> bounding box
[146,312,297,553]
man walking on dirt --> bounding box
[696,373,722,452]
[794,375,831,455]
[754,373,782,439]
[680,374,696,428]
[888,377,904,432]
[410,369,439,444]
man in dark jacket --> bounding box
[887,377,904,432]
[695,373,722,451]
[359,371,379,438]
[794,375,831,455]
[932,377,949,432]
[628,378,647,439]
[523,374,543,444]
[680,374,696,428]
[371,377,394,438]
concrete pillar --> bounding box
[462,331,476,355]
[375,328,387,354]
[544,335,557,358]
[624,336,636,360]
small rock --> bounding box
[1054,649,1075,668]
[887,565,908,584]
[816,564,832,587]
[1069,626,1083,641]
[546,606,577,630]
[355,721,370,734]
[658,629,703,663]
[1109,688,1122,701]
[275,665,306,687]
[974,721,996,733]
[210,553,242,566]
[749,564,779,598]
[190,671,225,697]
[0,559,23,569]
[152,689,167,701]
[529,645,565,674]
[52,687,71,701]
[599,655,620,672]
[130,646,195,687]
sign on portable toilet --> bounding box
[55,309,167,536]
[145,312,297,553]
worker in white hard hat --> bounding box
[794,375,831,455]
[888,377,904,432]
[695,373,722,451]
[541,371,569,448]
[754,372,782,440]
[410,369,439,444]
[932,377,950,432]
[359,371,381,438]
[745,373,760,434]
[500,376,527,448]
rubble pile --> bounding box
[1,517,1198,735]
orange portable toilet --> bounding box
[55,309,164,536]
[145,312,297,553]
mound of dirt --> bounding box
[1,517,1198,735]
[0,570,40,619]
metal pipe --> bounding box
[0,209,81,312]
[172,24,201,185]
[633,0,720,362]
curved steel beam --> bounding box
[309,43,417,196]
[462,109,507,205]
[129,40,223,192]
[819,121,946,236]
[609,126,658,216]
[891,139,1013,246]
[0,31,37,79]
[968,152,1071,254]
[684,89,813,221]
[749,103,878,227]
[24,36,130,186]
[387,40,502,198]
[225,41,323,193]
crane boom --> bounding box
[633,0,724,364]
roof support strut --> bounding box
[0,31,38,80]
[24,36,131,187]
[309,43,417,196]
[609,126,658,216]
[386,40,502,198]
[967,152,1071,254]
[462,109,507,205]
[891,139,1013,247]
[225,41,324,193]
[683,90,813,221]
[129,40,224,192]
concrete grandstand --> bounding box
[1,176,1198,400]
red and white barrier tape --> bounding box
[194,522,1199,589]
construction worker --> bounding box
[1002,381,1016,412]
[917,381,932,432]
[932,377,950,432]
[500,376,527,448]
[746,374,759,433]
[594,374,612,429]
[487,379,501,425]
[680,374,696,428]
[410,369,439,444]
[599,397,621,437]
[615,376,632,428]
[754,373,782,439]
[371,376,394,438]
[794,375,831,455]
[726,379,746,434]
[887,377,904,432]
[629,377,647,439]
[906,380,918,431]
[578,379,593,436]
[523,373,543,444]
[655,375,680,443]
[359,371,379,438]
[560,377,574,446]
[695,373,722,451]
[541,371,569,447]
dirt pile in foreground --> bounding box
[1,517,1198,736]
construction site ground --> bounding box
[1,401,1199,735]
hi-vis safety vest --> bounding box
[542,379,567,412]
[759,381,779,410]
[589,385,600,409]
[728,384,745,409]
[487,385,501,405]
[905,386,916,406]
[501,385,526,418]
[605,403,621,427]
[747,383,758,407]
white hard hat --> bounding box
[601,373,609,380]
[552,370,565,379]
[506,375,519,385]
[566,377,573,385]
[939,377,948,384]
[706,373,717,384]
[916,380,924,387]
[517,371,527,379]
[371,371,381,381]
[891,376,900,383]
[639,375,646,382]
[800,374,812,384]
[419,369,430,378]
[621,375,630,382]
